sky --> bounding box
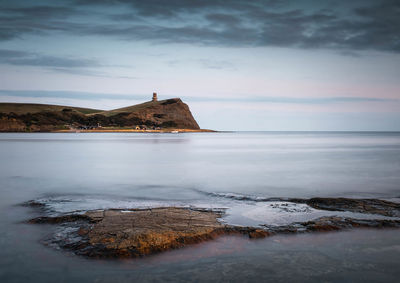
[0,0,399,131]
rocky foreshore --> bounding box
[300,197,400,217]
[262,216,400,234]
[26,198,400,259]
[28,207,269,258]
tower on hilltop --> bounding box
[152,92,158,102]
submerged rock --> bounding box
[263,216,400,234]
[207,193,400,217]
[303,198,400,217]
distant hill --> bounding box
[0,103,101,115]
[0,97,200,132]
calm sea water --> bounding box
[1,132,400,282]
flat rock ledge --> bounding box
[263,216,400,234]
[28,207,269,258]
[301,198,400,217]
[28,203,400,259]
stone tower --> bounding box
[152,92,158,102]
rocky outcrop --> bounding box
[29,208,268,258]
[210,194,400,217]
[26,197,400,259]
[263,216,400,234]
[303,198,400,217]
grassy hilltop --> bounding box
[0,98,201,132]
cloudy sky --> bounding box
[0,0,399,130]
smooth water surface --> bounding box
[1,132,400,282]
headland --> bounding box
[0,93,212,132]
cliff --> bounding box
[0,98,201,132]
[100,98,200,129]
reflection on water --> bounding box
[0,132,400,282]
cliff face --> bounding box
[0,98,200,132]
[104,98,200,129]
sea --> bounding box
[0,132,399,282]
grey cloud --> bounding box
[165,58,235,70]
[2,5,75,19]
[0,49,137,78]
[81,24,258,47]
[0,4,78,40]
[0,0,399,53]
[0,90,148,101]
[0,89,396,105]
[205,13,242,27]
[199,59,235,70]
[183,96,399,104]
[49,67,106,77]
[9,55,99,68]
[75,0,257,16]
[0,49,100,68]
[50,67,139,79]
[73,0,400,53]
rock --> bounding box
[28,207,268,258]
[28,214,94,224]
[26,198,400,259]
[304,198,400,217]
[262,216,400,234]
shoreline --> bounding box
[0,128,216,133]
[54,128,216,133]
